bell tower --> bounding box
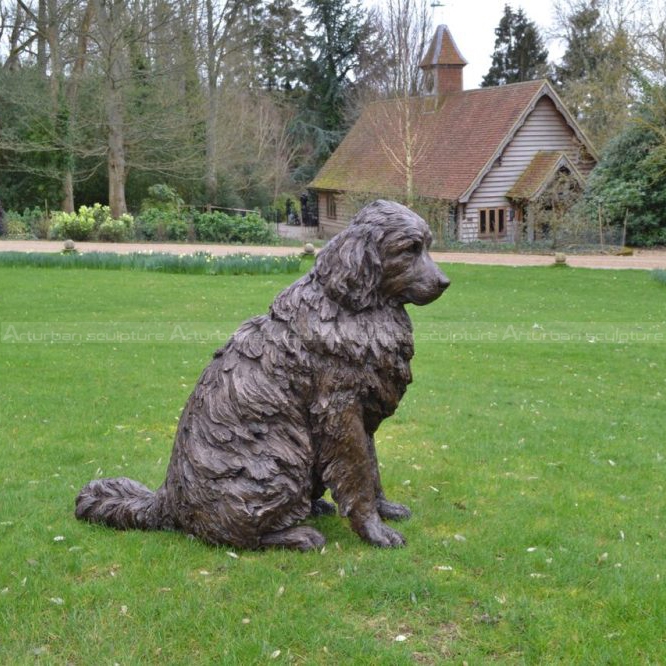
[419,25,467,96]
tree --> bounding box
[0,0,93,212]
[482,4,549,87]
[297,0,374,175]
[380,0,432,98]
[200,0,249,205]
[364,0,433,204]
[257,0,308,92]
[552,0,643,149]
[553,0,605,83]
[585,91,666,246]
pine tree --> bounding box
[258,0,308,92]
[553,0,604,84]
[481,4,549,87]
[294,0,373,177]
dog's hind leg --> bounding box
[259,526,326,551]
[309,472,336,516]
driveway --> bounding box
[1,239,665,271]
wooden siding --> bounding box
[463,96,594,242]
[317,192,357,238]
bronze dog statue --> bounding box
[75,200,449,550]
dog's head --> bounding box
[315,200,450,311]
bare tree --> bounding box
[382,0,431,97]
[200,0,246,205]
[91,0,131,217]
[364,0,433,204]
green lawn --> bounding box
[1,263,665,664]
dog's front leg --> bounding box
[318,403,405,548]
[366,435,412,521]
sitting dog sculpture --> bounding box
[75,200,450,550]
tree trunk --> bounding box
[6,5,26,71]
[205,85,218,204]
[37,0,47,77]
[204,0,218,205]
[61,1,94,213]
[93,0,128,218]
[62,172,74,212]
[107,86,128,218]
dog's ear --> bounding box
[315,224,383,311]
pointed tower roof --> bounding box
[420,25,467,68]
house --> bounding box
[310,25,598,242]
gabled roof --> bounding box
[507,151,585,200]
[310,80,597,203]
[420,25,467,67]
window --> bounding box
[478,208,506,239]
[326,193,337,220]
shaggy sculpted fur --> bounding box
[75,200,450,550]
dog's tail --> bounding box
[75,477,171,531]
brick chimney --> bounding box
[419,25,467,96]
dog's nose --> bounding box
[438,275,451,291]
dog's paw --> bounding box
[260,526,326,552]
[356,516,406,548]
[377,498,411,521]
[311,498,337,517]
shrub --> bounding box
[141,183,185,212]
[97,215,135,242]
[3,211,28,238]
[136,208,191,241]
[192,211,234,242]
[50,204,135,242]
[1,207,50,239]
[50,209,96,241]
[22,207,51,239]
[192,210,277,244]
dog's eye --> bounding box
[406,241,422,254]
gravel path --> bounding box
[1,239,665,271]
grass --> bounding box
[1,263,665,664]
[0,251,302,275]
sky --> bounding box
[368,0,564,89]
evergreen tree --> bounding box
[585,84,666,246]
[297,0,372,169]
[481,4,549,87]
[553,0,604,84]
[258,0,308,92]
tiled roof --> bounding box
[311,79,548,201]
[420,25,467,67]
[506,151,575,200]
